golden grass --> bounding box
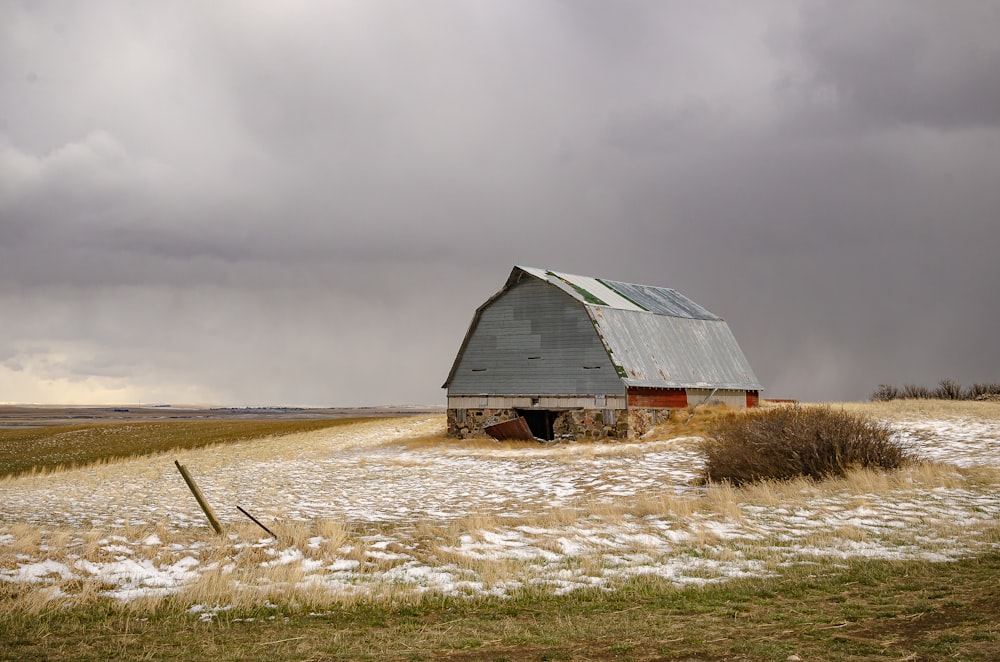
[643,404,739,441]
[705,487,747,523]
[1,409,997,615]
[395,432,540,452]
[0,418,383,479]
[834,398,1000,421]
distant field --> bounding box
[0,418,379,478]
[1,401,998,660]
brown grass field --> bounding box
[1,400,998,660]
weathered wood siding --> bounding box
[627,387,688,408]
[448,396,628,409]
[447,278,625,396]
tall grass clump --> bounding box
[701,406,913,486]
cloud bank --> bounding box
[2,1,998,405]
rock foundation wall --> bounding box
[448,407,669,440]
[551,409,627,440]
[447,408,517,439]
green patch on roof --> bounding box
[597,278,649,311]
[548,271,608,305]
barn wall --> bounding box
[447,278,625,397]
[627,387,688,408]
[448,395,627,410]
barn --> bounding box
[443,266,762,440]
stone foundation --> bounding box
[448,407,667,440]
[447,408,517,439]
[551,409,627,440]
[627,408,658,439]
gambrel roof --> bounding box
[444,266,762,392]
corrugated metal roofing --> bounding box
[483,416,536,441]
[598,279,720,320]
[516,267,719,319]
[592,307,760,389]
[516,267,646,311]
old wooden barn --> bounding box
[443,266,762,440]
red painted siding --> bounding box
[746,391,760,408]
[628,387,688,408]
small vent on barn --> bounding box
[583,365,601,369]
[471,368,487,372]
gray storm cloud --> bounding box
[1,1,997,406]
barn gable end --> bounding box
[446,276,624,397]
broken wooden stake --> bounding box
[237,505,277,538]
[174,460,224,535]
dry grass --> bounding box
[0,418,380,478]
[3,553,1000,661]
[836,398,1000,421]
[1,406,998,660]
[1,454,997,617]
[643,404,737,441]
[1,409,997,621]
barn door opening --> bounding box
[515,409,555,441]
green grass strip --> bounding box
[1,553,998,661]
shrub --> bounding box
[701,406,912,486]
[933,379,964,400]
[869,380,1000,402]
[901,383,932,399]
[968,383,1000,400]
[870,384,900,401]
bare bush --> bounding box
[701,406,913,486]
[968,383,1000,400]
[934,379,964,400]
[870,384,900,401]
[871,380,1000,402]
[901,383,932,399]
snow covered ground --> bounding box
[1,411,998,608]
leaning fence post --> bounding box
[174,460,224,535]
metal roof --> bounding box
[444,266,762,391]
[515,267,721,320]
[592,307,761,390]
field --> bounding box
[1,401,999,660]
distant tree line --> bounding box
[870,379,1000,402]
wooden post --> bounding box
[174,460,224,535]
[685,387,719,425]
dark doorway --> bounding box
[515,409,556,441]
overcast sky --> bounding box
[2,1,998,406]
